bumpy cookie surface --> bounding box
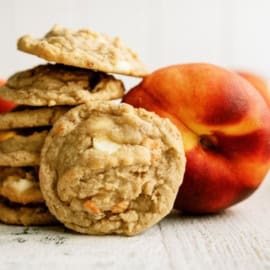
[40,102,186,235]
[0,198,57,226]
[17,25,148,77]
[0,167,43,204]
[0,106,69,130]
[0,130,47,166]
[0,64,124,106]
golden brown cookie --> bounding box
[40,102,186,236]
[17,25,148,77]
[0,130,47,167]
[0,167,43,204]
[0,197,57,226]
[0,64,124,106]
[0,106,70,130]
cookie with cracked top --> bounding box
[17,25,148,77]
[0,64,124,107]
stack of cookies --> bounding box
[0,25,148,226]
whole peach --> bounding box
[123,63,270,213]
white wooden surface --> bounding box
[0,174,269,270]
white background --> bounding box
[0,0,270,89]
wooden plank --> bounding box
[159,175,270,270]
[0,175,269,269]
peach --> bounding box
[0,79,5,86]
[0,79,17,113]
[123,63,270,213]
[237,71,270,107]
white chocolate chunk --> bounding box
[93,137,121,154]
[115,60,131,72]
[10,178,34,193]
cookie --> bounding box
[0,197,57,226]
[0,64,124,106]
[0,167,43,204]
[17,24,148,77]
[0,130,47,167]
[0,106,70,130]
[40,102,186,236]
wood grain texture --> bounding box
[0,174,269,270]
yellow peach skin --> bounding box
[123,63,270,213]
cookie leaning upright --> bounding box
[39,102,186,236]
[17,24,149,77]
